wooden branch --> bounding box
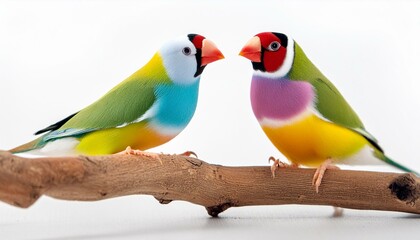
[0,150,419,216]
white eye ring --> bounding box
[182,47,192,55]
[267,41,281,51]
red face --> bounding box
[187,33,224,77]
[256,32,287,72]
[189,34,205,49]
[239,32,289,73]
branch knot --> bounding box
[389,173,420,205]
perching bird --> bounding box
[239,32,418,192]
[10,34,224,156]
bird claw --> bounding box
[179,151,198,158]
[117,146,162,164]
[268,156,293,178]
[312,159,340,193]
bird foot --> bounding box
[117,146,162,164]
[312,159,340,193]
[268,156,298,178]
[179,151,198,158]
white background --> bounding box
[1,0,420,239]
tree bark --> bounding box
[0,151,419,217]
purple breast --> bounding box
[251,76,315,121]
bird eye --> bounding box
[182,47,191,55]
[268,41,281,51]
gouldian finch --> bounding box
[10,34,224,156]
[239,32,418,192]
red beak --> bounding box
[239,36,261,62]
[201,39,224,66]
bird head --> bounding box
[239,32,294,78]
[159,34,224,85]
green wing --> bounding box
[36,53,171,141]
[288,42,383,152]
[60,78,156,130]
[12,77,157,153]
[35,78,156,142]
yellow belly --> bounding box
[76,122,174,155]
[262,114,368,166]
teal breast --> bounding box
[153,80,200,131]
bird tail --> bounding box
[383,155,419,176]
[8,138,42,154]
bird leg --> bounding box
[178,151,198,158]
[117,146,162,164]
[312,159,340,193]
[268,156,299,177]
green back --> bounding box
[60,53,171,130]
[12,53,173,151]
[288,42,381,150]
